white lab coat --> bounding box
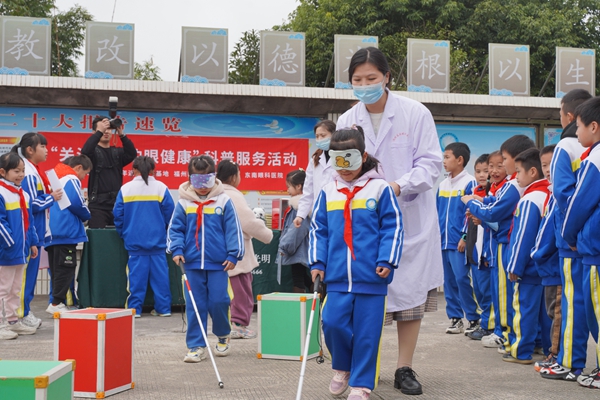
[297,151,334,220]
[336,91,444,311]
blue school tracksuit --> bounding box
[505,180,552,361]
[437,170,479,322]
[168,181,244,349]
[0,181,38,266]
[114,176,175,316]
[20,158,54,318]
[562,142,600,366]
[309,169,403,391]
[468,176,523,350]
[551,133,590,370]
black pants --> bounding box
[88,208,114,229]
[291,263,312,292]
[47,245,77,305]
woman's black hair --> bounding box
[329,125,380,176]
[312,120,336,167]
[188,155,215,175]
[286,169,306,190]
[0,152,24,176]
[11,132,48,160]
[132,156,156,185]
[348,47,390,86]
[216,159,240,185]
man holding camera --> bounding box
[81,116,137,228]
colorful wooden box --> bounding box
[0,359,75,400]
[257,292,321,361]
[54,308,135,398]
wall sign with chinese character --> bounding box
[334,35,378,89]
[407,38,449,93]
[180,27,228,83]
[0,16,51,76]
[556,47,595,98]
[85,22,134,79]
[489,43,530,96]
[260,31,305,87]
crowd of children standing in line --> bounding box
[438,88,600,389]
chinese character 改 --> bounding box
[135,116,155,131]
[96,36,129,65]
[5,29,42,61]
[268,43,299,74]
[162,117,182,132]
[498,58,522,81]
[415,51,446,80]
[191,42,219,67]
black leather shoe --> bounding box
[394,366,423,395]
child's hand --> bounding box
[472,195,483,202]
[569,245,578,252]
[472,216,482,226]
[222,260,236,271]
[376,266,390,278]
[508,273,519,282]
[457,240,466,253]
[389,182,401,196]
[293,217,303,228]
[311,269,324,283]
[51,189,63,201]
[173,255,185,266]
[30,246,38,259]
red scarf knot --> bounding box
[336,180,369,260]
[194,199,215,250]
[0,181,29,233]
[508,179,550,241]
[33,163,51,194]
[490,177,508,196]
[581,147,592,162]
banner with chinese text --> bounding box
[85,21,134,79]
[1,16,51,76]
[181,27,228,83]
[260,31,305,86]
[556,47,595,98]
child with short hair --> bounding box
[168,155,244,363]
[437,142,479,334]
[114,156,175,319]
[44,155,92,314]
[0,152,38,339]
[530,145,561,371]
[561,96,600,388]
[310,126,403,399]
[502,148,551,364]
[462,135,536,353]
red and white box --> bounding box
[54,308,135,398]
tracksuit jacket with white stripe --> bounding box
[436,170,475,250]
[114,176,174,255]
[21,157,54,246]
[530,195,560,286]
[0,180,38,265]
[167,180,244,269]
[562,142,600,266]
[308,168,404,295]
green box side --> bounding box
[0,360,64,376]
[46,371,73,400]
[260,299,303,357]
[0,379,35,398]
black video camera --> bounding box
[108,96,123,130]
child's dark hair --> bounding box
[500,135,536,159]
[330,126,380,175]
[348,47,390,86]
[132,156,156,185]
[475,153,489,166]
[540,145,556,157]
[63,155,92,171]
[286,169,306,189]
[562,89,592,116]
[188,155,215,175]
[574,96,600,127]
[488,150,502,161]
[0,152,24,176]
[515,148,543,180]
[312,120,336,166]
[445,142,471,167]
[11,132,47,160]
[216,159,240,185]
[92,116,111,131]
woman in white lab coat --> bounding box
[336,47,443,396]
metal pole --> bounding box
[538,61,556,97]
[474,57,488,94]
[324,53,335,87]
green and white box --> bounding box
[0,360,74,400]
[257,292,321,361]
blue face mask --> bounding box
[315,138,330,151]
[352,80,385,105]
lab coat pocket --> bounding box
[399,194,421,238]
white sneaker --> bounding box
[214,335,231,357]
[8,321,36,335]
[46,303,67,315]
[482,333,505,348]
[183,347,206,363]
[445,318,464,334]
[0,324,18,340]
[22,313,42,329]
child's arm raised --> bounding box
[466,184,520,223]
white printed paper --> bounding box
[46,169,71,210]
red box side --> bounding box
[104,315,133,390]
[58,319,98,393]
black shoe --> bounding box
[464,320,480,335]
[394,366,423,395]
[467,326,492,340]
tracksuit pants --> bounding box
[229,272,253,327]
[509,282,551,360]
[0,264,26,323]
[494,243,514,351]
[20,247,40,318]
[442,249,480,321]
[322,292,385,391]
[583,264,600,366]
[472,265,493,330]
[125,254,172,316]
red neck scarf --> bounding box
[54,163,76,179]
[581,147,592,162]
[508,179,550,240]
[336,180,369,260]
[490,177,508,196]
[0,181,29,232]
[32,163,51,193]
[474,184,487,198]
[194,199,215,250]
